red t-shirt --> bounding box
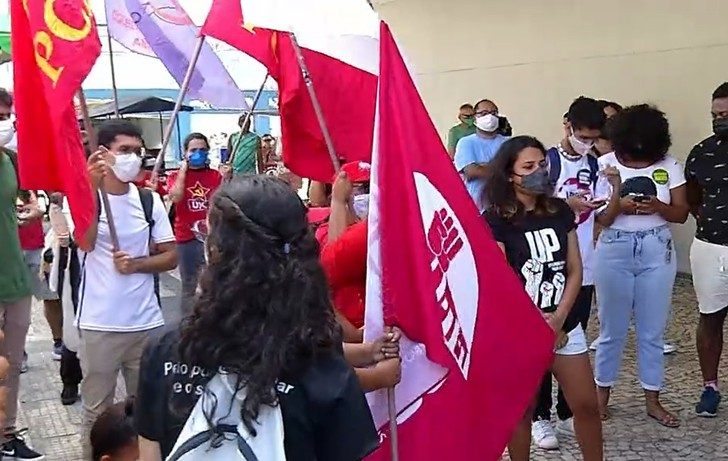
[134,171,168,197]
[167,168,222,243]
[18,218,44,251]
[307,207,330,246]
[320,221,367,328]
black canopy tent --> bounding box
[79,95,195,169]
[81,95,194,119]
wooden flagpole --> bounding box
[387,387,400,461]
[149,35,205,187]
[288,27,399,459]
[77,90,120,251]
[288,32,341,172]
[103,24,121,118]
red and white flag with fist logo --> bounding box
[363,22,554,460]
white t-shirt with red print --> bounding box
[548,145,597,286]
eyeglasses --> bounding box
[115,147,146,157]
[475,109,498,117]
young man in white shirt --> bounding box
[78,120,177,458]
[531,96,606,451]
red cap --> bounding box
[339,161,371,183]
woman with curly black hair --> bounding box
[594,105,689,428]
[134,175,379,460]
[483,136,603,461]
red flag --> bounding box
[11,0,100,241]
[364,22,554,460]
[201,0,377,182]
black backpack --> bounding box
[546,147,599,187]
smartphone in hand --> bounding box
[631,195,651,203]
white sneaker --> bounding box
[663,343,678,355]
[532,420,559,450]
[556,418,576,438]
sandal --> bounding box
[645,393,680,428]
[647,408,680,428]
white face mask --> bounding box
[352,193,370,220]
[110,153,142,183]
[474,113,499,133]
[569,128,595,156]
[0,119,15,147]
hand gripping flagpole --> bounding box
[289,26,399,460]
[288,32,341,173]
[150,35,205,187]
[77,90,121,251]
[225,72,269,172]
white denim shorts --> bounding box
[691,238,728,315]
[555,325,588,356]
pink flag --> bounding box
[363,22,555,461]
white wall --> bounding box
[375,0,728,272]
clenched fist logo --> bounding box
[427,209,464,273]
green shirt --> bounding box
[230,131,261,175]
[447,123,476,152]
[0,151,30,302]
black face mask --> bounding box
[517,167,551,194]
[713,118,728,138]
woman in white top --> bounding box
[594,105,689,428]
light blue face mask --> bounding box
[352,193,370,219]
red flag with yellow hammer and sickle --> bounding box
[11,0,101,241]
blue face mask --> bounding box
[188,148,209,168]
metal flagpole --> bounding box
[104,24,121,118]
[77,90,121,251]
[150,35,205,186]
[288,32,341,172]
[226,72,269,172]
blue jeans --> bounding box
[594,225,676,391]
[178,239,205,317]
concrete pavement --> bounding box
[15,274,728,460]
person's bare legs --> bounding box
[645,390,680,427]
[553,353,603,461]
[508,409,535,461]
[697,308,728,386]
[596,386,610,420]
[43,299,63,342]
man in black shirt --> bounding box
[687,82,728,418]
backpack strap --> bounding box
[138,187,156,236]
[587,153,599,185]
[138,187,162,305]
[96,186,156,233]
[94,187,161,304]
[167,424,259,461]
[546,147,561,186]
